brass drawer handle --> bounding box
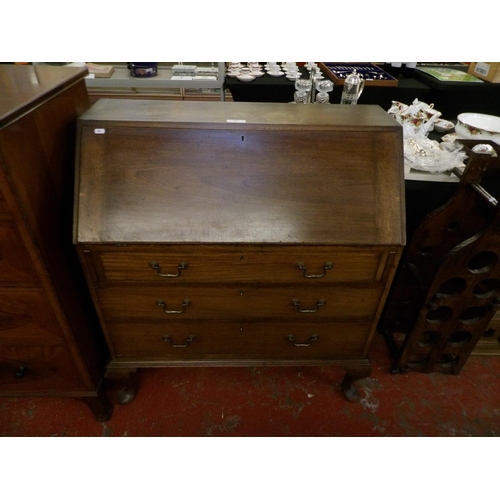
[287,334,318,347]
[297,262,333,278]
[149,261,188,278]
[156,299,191,314]
[291,299,326,313]
[163,335,195,348]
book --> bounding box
[85,63,115,78]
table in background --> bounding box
[413,66,500,119]
[225,64,500,120]
[224,68,308,103]
[225,68,431,108]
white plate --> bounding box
[267,71,284,77]
[434,119,455,133]
[236,74,256,82]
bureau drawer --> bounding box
[0,343,85,391]
[0,289,65,342]
[96,283,384,321]
[0,222,38,283]
[82,245,395,284]
[106,321,371,359]
[0,188,10,218]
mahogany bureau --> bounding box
[0,65,111,420]
[73,99,405,403]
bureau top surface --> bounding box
[74,100,405,246]
[0,65,88,128]
[78,99,401,130]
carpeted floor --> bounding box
[1,331,500,437]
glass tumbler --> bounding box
[295,78,312,93]
[294,90,308,104]
[315,80,333,104]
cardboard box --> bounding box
[467,62,500,83]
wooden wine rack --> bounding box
[380,139,500,373]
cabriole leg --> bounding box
[106,368,139,405]
[341,363,372,402]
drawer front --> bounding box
[0,188,10,217]
[0,343,85,391]
[83,245,394,284]
[96,284,384,321]
[106,321,371,359]
[0,222,38,283]
[0,289,65,342]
